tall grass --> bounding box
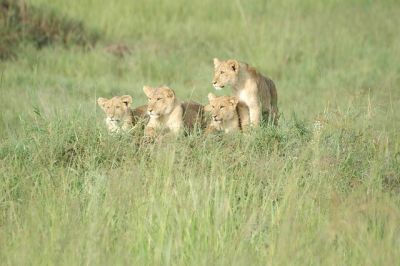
[1,0,399,265]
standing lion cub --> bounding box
[212,58,279,126]
[143,86,206,138]
[97,95,147,133]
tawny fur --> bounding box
[212,58,279,126]
[97,95,147,134]
[205,93,250,134]
[143,86,206,138]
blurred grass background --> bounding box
[0,0,399,265]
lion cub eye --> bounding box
[220,106,225,109]
[156,97,162,101]
[220,71,224,74]
[116,106,121,109]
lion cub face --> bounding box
[205,93,239,123]
[97,95,132,122]
[212,58,240,90]
[143,86,176,118]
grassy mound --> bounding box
[1,109,399,265]
[0,0,99,60]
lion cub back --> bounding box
[181,101,207,132]
[131,105,149,125]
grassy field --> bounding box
[1,0,400,265]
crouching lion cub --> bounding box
[97,95,147,133]
[212,58,279,126]
[205,93,250,134]
[143,86,206,138]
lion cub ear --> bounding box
[213,58,221,68]
[120,95,132,107]
[229,96,239,107]
[227,60,239,72]
[208,93,217,101]
[143,86,154,97]
[97,97,108,109]
[161,86,175,98]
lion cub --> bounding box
[143,86,205,138]
[205,93,250,134]
[212,58,279,126]
[97,95,147,133]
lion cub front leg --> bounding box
[142,126,154,142]
[168,120,184,137]
[144,126,157,137]
[105,118,120,134]
[145,117,161,136]
[237,102,250,131]
[143,119,159,143]
[205,123,219,135]
[121,120,133,132]
[240,90,261,127]
[248,102,262,127]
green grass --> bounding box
[1,0,400,265]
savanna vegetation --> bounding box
[1,0,399,265]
